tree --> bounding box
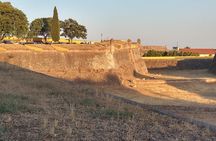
[51,6,60,42]
[29,18,52,42]
[62,18,87,43]
[137,38,141,44]
[0,2,28,41]
[127,39,132,43]
[28,19,43,38]
[143,50,199,57]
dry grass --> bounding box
[0,47,7,52]
[25,45,45,52]
[0,44,29,51]
[0,64,216,140]
[51,45,70,52]
[0,44,109,53]
[28,44,55,51]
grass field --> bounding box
[0,63,215,140]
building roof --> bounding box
[179,48,216,55]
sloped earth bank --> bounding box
[0,64,216,141]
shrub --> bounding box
[143,50,199,57]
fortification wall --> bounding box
[0,44,148,82]
[113,48,148,78]
[0,51,114,71]
[209,55,216,74]
[145,59,212,70]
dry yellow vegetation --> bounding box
[25,45,45,52]
[0,47,7,52]
[51,45,70,52]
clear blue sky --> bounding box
[2,0,216,48]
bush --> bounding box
[143,50,199,57]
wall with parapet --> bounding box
[0,43,148,82]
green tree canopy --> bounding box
[29,18,52,42]
[62,18,87,43]
[0,2,28,40]
[51,6,60,42]
[137,38,141,44]
[143,50,199,57]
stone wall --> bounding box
[0,44,148,82]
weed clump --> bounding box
[92,108,134,120]
[80,98,97,107]
[0,126,6,134]
[0,94,30,114]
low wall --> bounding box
[144,58,212,70]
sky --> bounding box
[1,0,216,48]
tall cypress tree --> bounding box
[51,6,60,42]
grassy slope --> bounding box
[0,63,215,141]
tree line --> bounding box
[0,2,87,43]
[143,50,199,57]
